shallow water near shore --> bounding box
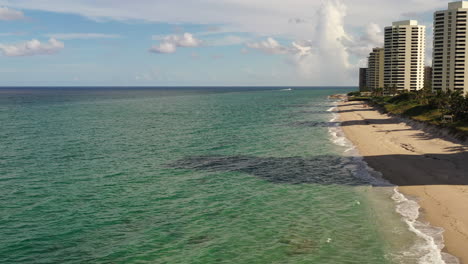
[0,87,450,263]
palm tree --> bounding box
[448,91,468,120]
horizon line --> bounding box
[0,85,357,88]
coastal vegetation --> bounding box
[347,88,468,136]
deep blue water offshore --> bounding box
[0,87,445,263]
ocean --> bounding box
[0,87,455,263]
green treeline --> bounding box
[348,89,468,135]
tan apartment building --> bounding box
[359,68,368,92]
[433,1,468,94]
[384,20,426,91]
[367,48,384,91]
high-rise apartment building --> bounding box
[424,66,433,89]
[433,1,468,94]
[367,48,384,91]
[359,68,368,92]
[384,20,426,91]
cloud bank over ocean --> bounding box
[0,0,442,85]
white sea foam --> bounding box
[326,100,460,264]
[391,189,459,264]
[327,102,387,185]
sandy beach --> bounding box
[338,100,468,263]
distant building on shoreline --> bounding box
[424,66,433,89]
[359,68,368,91]
[432,1,468,94]
[384,20,426,91]
[367,48,384,91]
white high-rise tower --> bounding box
[384,20,426,91]
[367,48,385,91]
[433,1,468,94]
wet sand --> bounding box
[338,100,468,263]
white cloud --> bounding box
[150,42,177,54]
[289,0,354,85]
[246,1,391,85]
[341,22,384,58]
[0,32,26,36]
[0,0,444,84]
[163,33,202,47]
[425,23,433,66]
[46,33,121,40]
[247,38,291,54]
[0,38,64,57]
[363,23,384,46]
[0,0,446,37]
[209,35,249,46]
[0,6,24,21]
[149,33,202,54]
[154,33,249,47]
[196,27,240,37]
[247,38,312,56]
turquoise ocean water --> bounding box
[0,87,454,263]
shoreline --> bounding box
[337,100,468,263]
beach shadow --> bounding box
[288,119,398,128]
[336,102,364,107]
[340,119,399,126]
[363,152,468,186]
[342,102,467,145]
[411,132,441,141]
[409,131,466,146]
[376,128,415,133]
[336,109,375,113]
[291,109,375,115]
[444,146,468,152]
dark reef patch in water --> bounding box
[169,155,370,185]
[187,235,212,245]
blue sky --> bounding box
[0,0,451,86]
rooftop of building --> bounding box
[392,20,419,26]
[448,1,468,10]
